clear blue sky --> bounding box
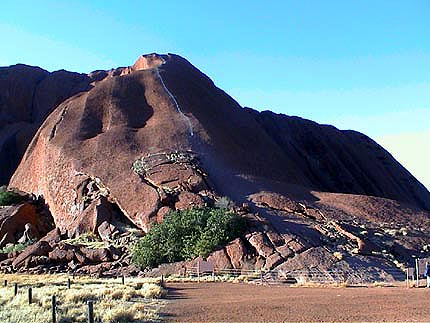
[1,0,429,188]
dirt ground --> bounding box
[164,282,430,322]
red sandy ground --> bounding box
[164,282,430,322]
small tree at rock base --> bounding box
[131,207,246,269]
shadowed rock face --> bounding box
[8,53,430,236]
[0,64,92,184]
[245,110,430,210]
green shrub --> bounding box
[0,242,29,254]
[131,207,246,268]
[0,190,24,206]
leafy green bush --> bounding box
[0,242,29,254]
[131,207,246,268]
[0,190,24,206]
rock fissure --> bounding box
[49,99,75,140]
[71,172,134,232]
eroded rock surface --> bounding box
[0,202,53,248]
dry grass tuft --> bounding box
[104,307,135,323]
[140,282,167,298]
[0,273,166,323]
[333,251,343,260]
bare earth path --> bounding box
[164,282,430,322]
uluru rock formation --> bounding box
[2,53,430,278]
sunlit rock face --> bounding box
[132,53,166,71]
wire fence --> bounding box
[184,266,409,286]
[0,276,166,323]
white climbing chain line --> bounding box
[155,58,194,136]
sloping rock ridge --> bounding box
[0,64,94,184]
[3,53,430,278]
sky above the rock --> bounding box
[1,0,429,189]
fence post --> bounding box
[87,300,94,323]
[14,283,18,296]
[28,287,32,304]
[67,278,71,289]
[51,295,56,323]
[416,258,419,287]
[406,270,409,288]
[4,279,7,287]
[121,275,125,285]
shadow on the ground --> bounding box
[165,286,187,300]
[158,311,176,321]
